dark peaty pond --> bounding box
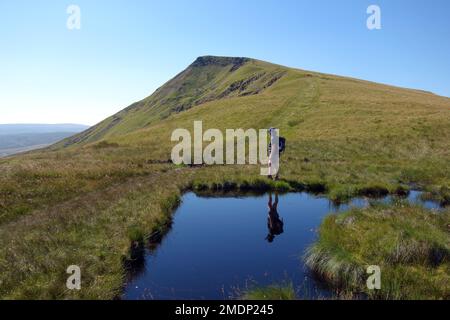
[123,191,440,300]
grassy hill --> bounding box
[57,56,286,146]
[0,56,449,299]
[58,55,450,198]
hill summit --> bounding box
[61,56,287,147]
[58,55,449,153]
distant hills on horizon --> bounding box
[0,123,89,135]
[0,123,89,157]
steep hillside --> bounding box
[60,56,286,146]
[58,55,450,155]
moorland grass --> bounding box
[242,283,296,300]
[304,203,450,299]
[0,169,193,299]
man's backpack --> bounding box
[268,136,286,155]
[279,137,286,154]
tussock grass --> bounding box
[305,203,450,299]
[0,169,193,299]
[242,283,296,300]
[127,225,146,243]
[160,194,181,215]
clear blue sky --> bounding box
[1,0,449,125]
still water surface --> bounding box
[123,191,439,299]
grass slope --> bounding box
[57,56,285,147]
[305,202,450,299]
[0,56,449,298]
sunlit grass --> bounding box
[305,203,450,299]
[242,283,296,300]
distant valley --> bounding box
[0,124,89,157]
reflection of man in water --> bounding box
[266,193,284,243]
